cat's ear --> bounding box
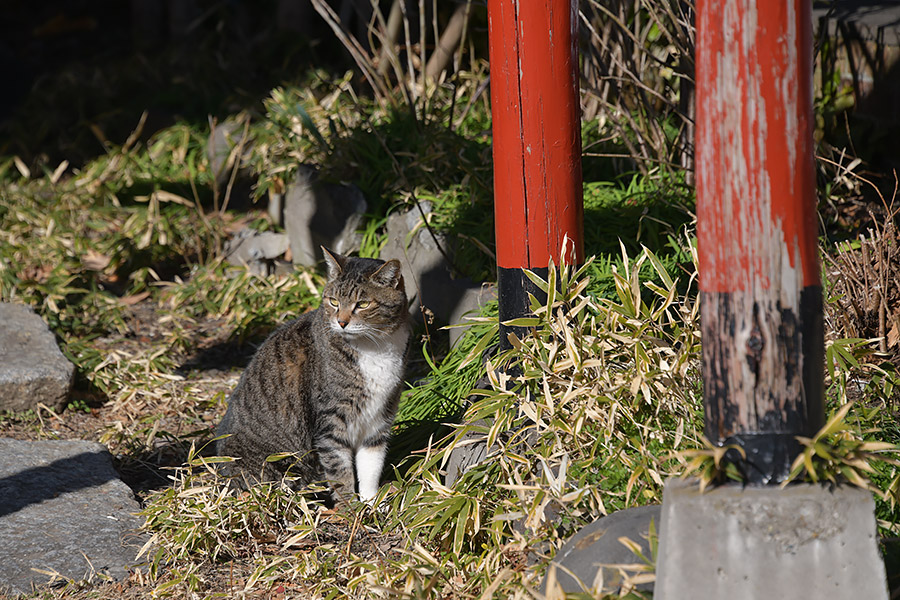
[321,246,347,280]
[370,259,403,289]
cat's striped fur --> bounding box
[215,248,410,502]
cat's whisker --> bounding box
[358,330,387,349]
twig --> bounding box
[220,116,251,216]
[310,0,393,103]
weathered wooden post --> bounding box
[487,0,584,347]
[696,0,824,482]
[444,0,584,487]
[656,1,888,597]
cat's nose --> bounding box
[338,318,349,328]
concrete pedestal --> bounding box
[655,478,888,599]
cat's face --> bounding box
[319,248,407,339]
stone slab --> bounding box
[283,165,367,267]
[443,430,488,488]
[545,504,660,595]
[380,203,485,331]
[223,228,292,275]
[381,202,445,318]
[0,439,146,595]
[813,1,900,45]
[655,478,888,600]
[813,1,900,127]
[447,283,497,347]
[0,303,74,412]
[224,230,290,263]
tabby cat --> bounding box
[215,247,410,502]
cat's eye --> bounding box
[326,297,339,308]
[355,301,371,310]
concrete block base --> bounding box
[655,478,888,599]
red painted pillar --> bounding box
[487,0,584,347]
[697,0,824,483]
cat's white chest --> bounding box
[348,325,409,441]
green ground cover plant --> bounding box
[4,77,900,598]
[0,75,709,596]
[3,3,900,598]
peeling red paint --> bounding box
[697,0,819,293]
[697,0,824,481]
[488,0,584,269]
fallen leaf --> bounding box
[13,156,30,178]
[153,190,193,206]
[50,160,69,184]
[82,249,111,271]
[18,264,53,283]
[120,291,151,306]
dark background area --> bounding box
[0,0,358,167]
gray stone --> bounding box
[813,1,900,45]
[380,203,483,329]
[381,201,444,317]
[0,303,74,412]
[444,410,539,487]
[545,505,660,596]
[655,478,889,600]
[283,165,367,267]
[207,118,253,188]
[813,2,900,129]
[0,439,146,595]
[223,228,292,276]
[447,283,497,347]
[443,428,489,487]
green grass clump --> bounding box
[134,247,704,598]
[5,29,900,598]
[162,261,323,343]
[248,75,496,281]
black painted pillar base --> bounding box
[702,286,824,485]
[497,266,548,351]
[723,433,803,484]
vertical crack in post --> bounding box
[513,0,530,266]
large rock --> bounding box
[381,202,450,319]
[0,303,74,412]
[283,165,367,266]
[380,204,493,336]
[223,228,292,276]
[545,504,660,596]
[654,478,889,600]
[0,439,146,595]
[447,283,496,346]
[207,117,253,189]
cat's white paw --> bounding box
[359,490,393,515]
[356,445,387,501]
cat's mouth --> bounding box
[331,322,377,337]
[330,323,397,347]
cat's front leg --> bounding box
[355,444,387,502]
[317,443,356,503]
